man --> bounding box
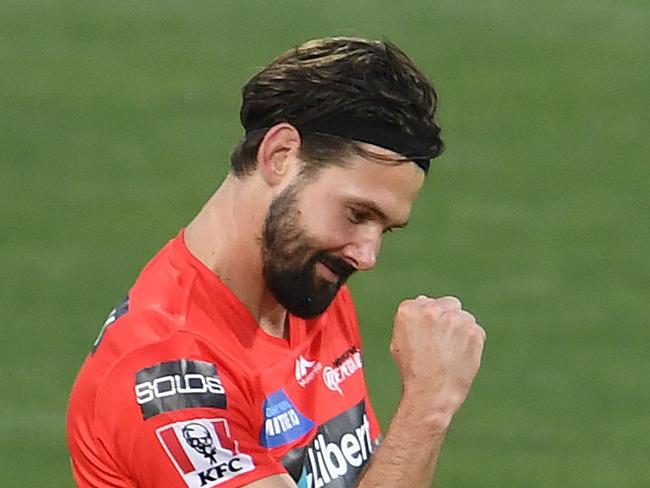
[67,37,486,488]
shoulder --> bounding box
[92,322,254,423]
[78,328,274,482]
[73,303,254,441]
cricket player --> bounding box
[67,37,486,488]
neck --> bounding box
[184,174,288,338]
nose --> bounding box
[340,230,382,271]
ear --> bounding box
[256,123,302,187]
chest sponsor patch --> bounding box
[322,346,363,395]
[260,389,315,448]
[281,401,380,488]
[157,418,254,487]
[295,355,323,387]
[135,359,226,419]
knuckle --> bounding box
[446,309,465,325]
[441,295,463,308]
[467,324,486,342]
[476,324,487,341]
[396,300,414,315]
[461,310,476,323]
[421,302,442,319]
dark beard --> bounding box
[261,182,356,319]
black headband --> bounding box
[246,117,442,173]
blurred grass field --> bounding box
[2,0,649,486]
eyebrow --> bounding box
[349,199,409,229]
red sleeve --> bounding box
[93,331,286,488]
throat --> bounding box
[259,312,290,340]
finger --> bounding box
[476,324,487,342]
[435,296,462,312]
[444,309,475,328]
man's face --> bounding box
[261,147,425,319]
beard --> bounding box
[261,182,356,319]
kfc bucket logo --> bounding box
[157,418,254,487]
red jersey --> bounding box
[67,230,382,488]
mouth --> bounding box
[315,260,339,284]
[314,254,357,285]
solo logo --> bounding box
[135,359,227,419]
[157,418,254,487]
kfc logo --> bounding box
[157,418,254,487]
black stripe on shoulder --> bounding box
[92,295,130,353]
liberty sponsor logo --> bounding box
[295,355,322,387]
[304,413,373,488]
[135,360,226,419]
[281,401,377,488]
[322,346,362,395]
[157,418,254,487]
[260,389,315,448]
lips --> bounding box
[316,254,356,284]
[317,261,340,283]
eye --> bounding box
[347,206,370,224]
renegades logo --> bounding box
[322,347,362,396]
[157,418,254,487]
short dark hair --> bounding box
[230,37,443,177]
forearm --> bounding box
[356,392,453,488]
[356,295,485,487]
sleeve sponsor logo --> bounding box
[281,401,377,488]
[322,347,362,396]
[135,360,226,419]
[260,389,315,448]
[157,418,254,487]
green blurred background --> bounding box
[2,0,649,486]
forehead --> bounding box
[303,145,425,222]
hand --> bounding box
[390,295,486,420]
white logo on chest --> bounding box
[295,355,323,387]
[322,350,363,395]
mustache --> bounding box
[315,252,357,282]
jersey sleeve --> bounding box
[92,329,286,488]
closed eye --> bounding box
[345,203,409,233]
[346,206,372,225]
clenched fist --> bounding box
[390,295,486,421]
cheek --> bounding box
[300,204,351,250]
